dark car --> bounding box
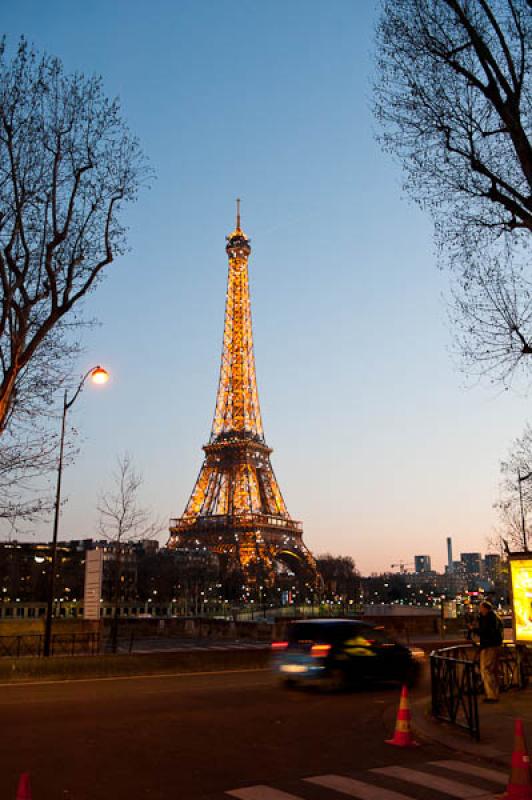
[272,619,423,690]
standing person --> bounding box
[471,601,504,703]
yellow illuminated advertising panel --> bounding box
[510,557,532,643]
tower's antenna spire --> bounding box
[236,197,241,230]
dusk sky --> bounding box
[3,0,529,573]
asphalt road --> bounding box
[0,667,502,800]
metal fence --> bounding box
[430,645,480,740]
[430,643,528,740]
[0,632,100,658]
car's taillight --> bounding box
[310,643,331,658]
[271,641,288,651]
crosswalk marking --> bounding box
[226,786,303,800]
[430,760,507,785]
[226,760,506,800]
[305,773,413,799]
[371,766,497,799]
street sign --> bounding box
[83,549,104,620]
[509,555,532,644]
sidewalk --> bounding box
[411,683,532,766]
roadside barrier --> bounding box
[430,643,528,741]
[430,645,480,740]
[0,632,100,658]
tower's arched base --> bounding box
[168,514,320,590]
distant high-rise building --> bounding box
[460,552,482,577]
[447,537,453,572]
[414,555,432,574]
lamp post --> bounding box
[517,469,532,553]
[43,365,109,657]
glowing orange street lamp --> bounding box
[90,366,109,385]
[43,365,110,657]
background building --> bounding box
[460,552,483,581]
[414,555,432,574]
[447,537,453,572]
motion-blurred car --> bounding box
[272,619,423,690]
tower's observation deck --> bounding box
[168,203,316,581]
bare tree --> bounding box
[375,0,531,254]
[375,1,532,384]
[497,422,532,550]
[0,38,148,436]
[0,427,57,524]
[0,335,81,527]
[98,454,159,545]
[450,258,532,386]
[493,499,526,551]
[98,454,162,651]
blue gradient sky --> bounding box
[2,1,528,573]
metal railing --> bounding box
[430,643,528,740]
[0,632,100,658]
[169,513,303,532]
[431,645,480,740]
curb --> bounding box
[410,695,510,768]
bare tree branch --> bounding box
[97,453,163,544]
[496,422,532,550]
[449,254,532,387]
[0,38,150,434]
[375,0,532,386]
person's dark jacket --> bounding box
[474,610,503,649]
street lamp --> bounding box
[43,365,109,657]
[517,469,532,553]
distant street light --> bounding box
[43,366,109,657]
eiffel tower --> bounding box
[168,202,317,586]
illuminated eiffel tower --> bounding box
[168,202,317,585]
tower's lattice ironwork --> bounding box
[168,203,317,583]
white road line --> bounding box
[429,761,507,785]
[371,766,497,799]
[305,774,414,799]
[226,787,303,800]
[0,667,271,689]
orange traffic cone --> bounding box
[386,684,418,747]
[15,773,32,800]
[504,719,532,800]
